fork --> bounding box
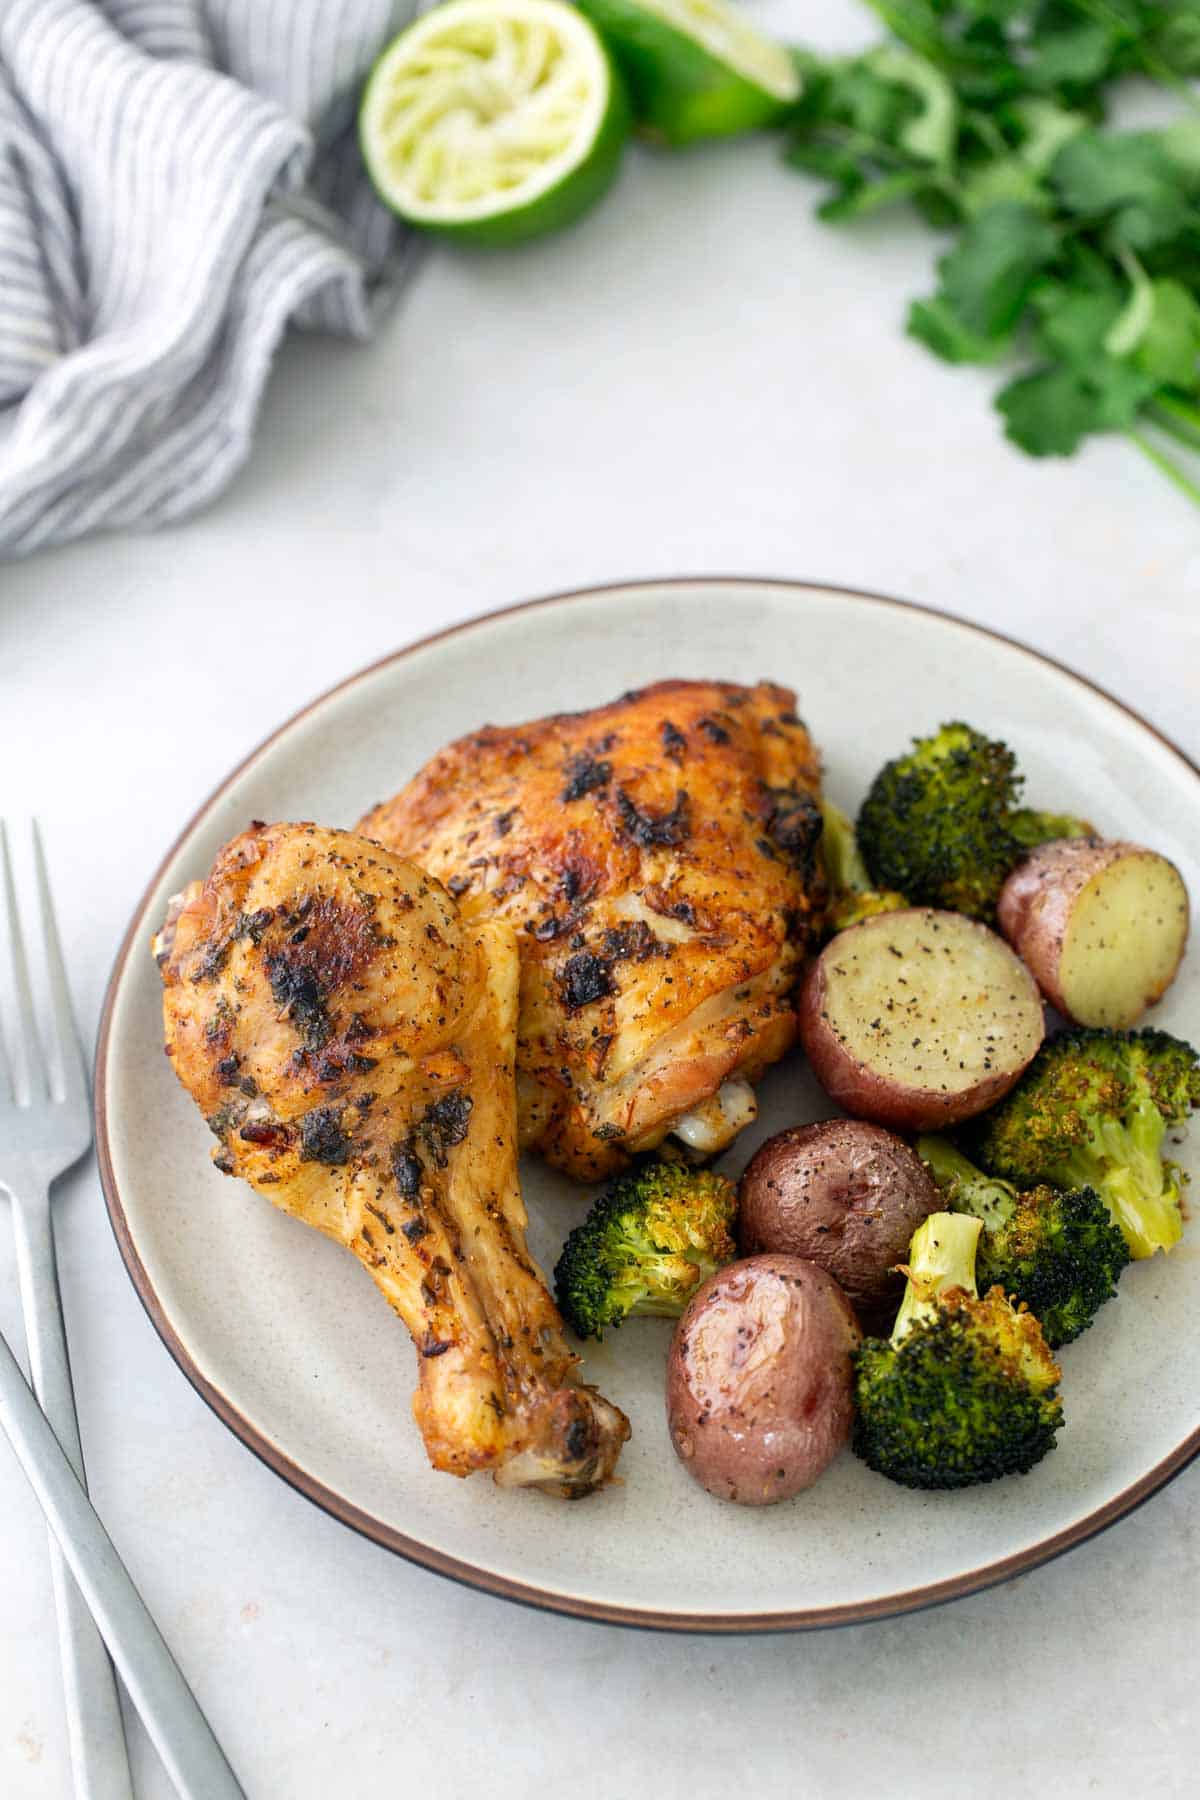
[0,823,244,1800]
[0,821,133,1800]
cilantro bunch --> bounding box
[786,1,1200,503]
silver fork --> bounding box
[0,824,245,1800]
[0,822,133,1800]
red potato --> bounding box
[738,1119,941,1311]
[798,908,1044,1132]
[666,1256,860,1506]
[998,839,1190,1028]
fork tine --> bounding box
[32,822,87,1106]
[1,820,45,1103]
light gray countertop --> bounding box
[2,31,1199,1792]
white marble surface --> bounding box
[2,10,1200,1789]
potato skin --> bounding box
[997,839,1099,1007]
[738,1120,941,1310]
[996,840,1078,958]
[998,838,1189,1024]
[666,1255,861,1505]
[798,910,1044,1131]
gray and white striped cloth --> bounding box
[0,0,417,556]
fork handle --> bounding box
[9,1186,134,1800]
[0,1313,247,1800]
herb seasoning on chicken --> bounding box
[155,823,628,1495]
[358,679,826,1179]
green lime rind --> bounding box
[359,0,632,247]
[575,0,800,147]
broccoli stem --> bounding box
[916,1136,1017,1234]
[1053,1099,1183,1259]
[892,1212,982,1344]
[1094,1165,1184,1260]
[820,798,908,931]
[821,799,873,893]
[1008,808,1094,848]
[1105,1173,1180,1257]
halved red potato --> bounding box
[798,909,1044,1132]
[998,839,1189,1028]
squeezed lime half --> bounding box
[359,0,631,245]
[574,0,800,146]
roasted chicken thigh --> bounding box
[155,823,628,1494]
[358,680,824,1180]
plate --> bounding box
[96,579,1200,1631]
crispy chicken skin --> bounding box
[358,680,825,1180]
[155,823,628,1495]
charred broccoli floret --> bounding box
[819,799,908,934]
[553,1158,737,1339]
[917,1136,1129,1346]
[853,1212,1063,1489]
[856,722,1091,919]
[970,1028,1200,1260]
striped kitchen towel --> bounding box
[0,0,417,556]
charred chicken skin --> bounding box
[358,680,824,1180]
[155,823,628,1495]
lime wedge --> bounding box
[574,0,799,146]
[359,0,631,245]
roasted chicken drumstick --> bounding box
[155,823,628,1495]
[359,679,825,1180]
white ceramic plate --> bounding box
[96,580,1200,1631]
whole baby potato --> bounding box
[738,1119,941,1311]
[666,1255,861,1506]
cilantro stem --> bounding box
[1151,393,1200,449]
[1107,249,1153,356]
[967,112,1010,160]
[861,1,951,68]
[1069,0,1200,111]
[1128,429,1200,508]
[1135,45,1200,112]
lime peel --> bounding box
[359,0,630,244]
[575,0,800,147]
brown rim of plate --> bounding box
[94,577,1200,1634]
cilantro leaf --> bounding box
[1050,130,1198,250]
[997,358,1157,455]
[819,169,936,222]
[1133,279,1200,387]
[1142,0,1200,78]
[1031,278,1125,364]
[996,366,1100,455]
[907,295,1013,362]
[784,50,957,221]
[782,6,1200,507]
[959,154,1050,214]
[1026,20,1122,92]
[935,200,1061,335]
[1003,97,1088,174]
[863,46,959,165]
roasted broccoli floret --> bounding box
[970,1028,1200,1260]
[856,722,1091,919]
[553,1158,737,1339]
[819,799,908,934]
[853,1212,1063,1489]
[917,1135,1129,1346]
